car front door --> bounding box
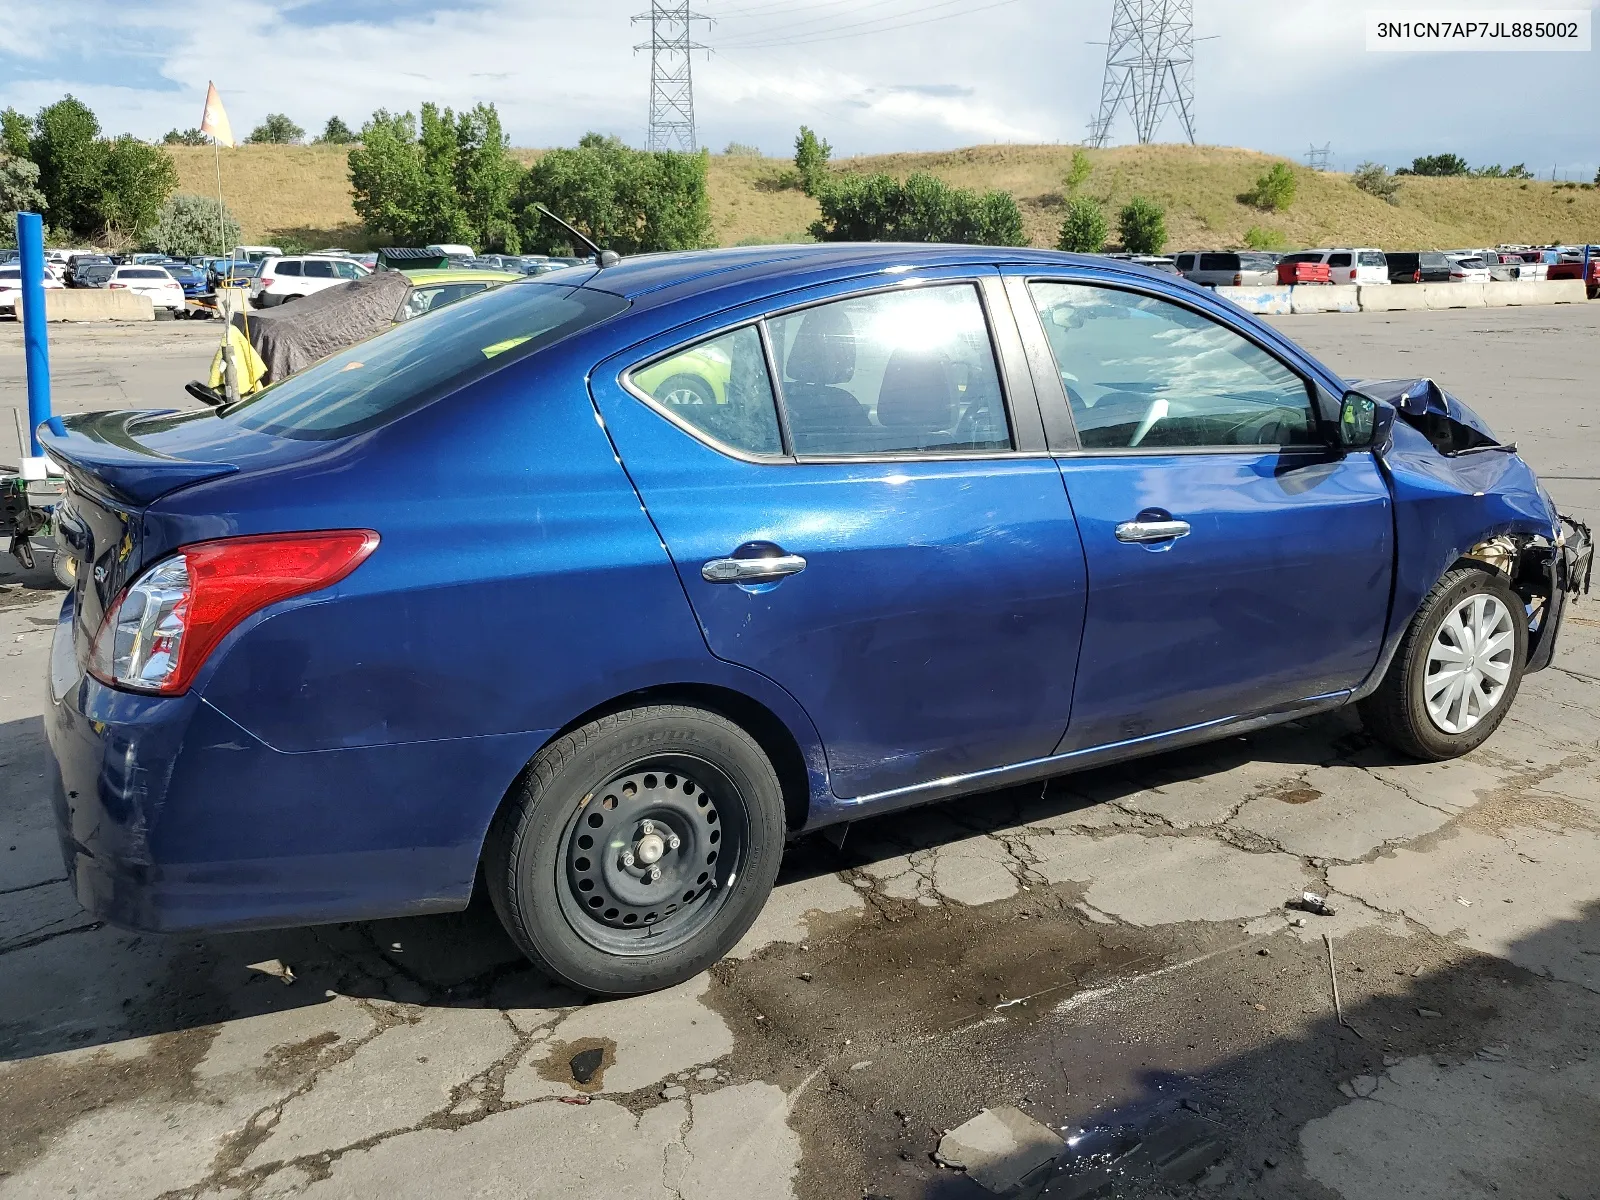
[1006,272,1394,753]
[590,269,1088,800]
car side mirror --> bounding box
[1338,390,1395,453]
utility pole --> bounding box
[1305,143,1332,171]
[1087,0,1197,148]
[632,1,710,152]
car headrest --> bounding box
[784,306,855,386]
[875,348,955,435]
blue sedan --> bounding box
[36,245,1592,996]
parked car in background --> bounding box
[209,259,257,290]
[232,245,283,265]
[1279,249,1389,286]
[1444,254,1493,284]
[156,260,208,298]
[1384,251,1452,284]
[65,254,113,286]
[108,265,186,314]
[1546,248,1599,298]
[1173,251,1278,287]
[0,264,65,313]
[397,268,521,320]
[250,254,370,307]
[353,253,379,271]
[426,243,476,260]
[73,262,116,289]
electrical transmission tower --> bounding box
[1087,0,1196,148]
[1305,143,1332,171]
[633,1,710,152]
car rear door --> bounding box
[1005,270,1393,752]
[589,267,1088,801]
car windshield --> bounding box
[221,280,627,440]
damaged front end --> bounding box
[1355,377,1593,676]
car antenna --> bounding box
[533,205,620,268]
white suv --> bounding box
[251,255,369,307]
[1279,248,1390,286]
[107,265,186,314]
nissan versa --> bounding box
[38,245,1592,996]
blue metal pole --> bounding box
[16,212,52,459]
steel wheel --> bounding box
[1424,592,1516,734]
[556,755,745,956]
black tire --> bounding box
[50,550,75,590]
[484,705,785,996]
[1359,567,1528,760]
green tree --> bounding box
[1352,161,1401,205]
[517,132,711,255]
[1472,162,1533,179]
[1243,226,1287,251]
[1117,196,1166,254]
[162,128,210,146]
[1246,161,1297,211]
[1063,148,1093,196]
[808,171,1026,245]
[349,102,523,251]
[1,154,49,247]
[318,116,357,145]
[1056,194,1108,252]
[30,95,105,237]
[1,107,31,159]
[793,125,831,195]
[247,113,305,144]
[150,193,240,257]
[98,137,178,244]
[1398,152,1468,177]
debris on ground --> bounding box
[246,959,295,985]
[569,1047,604,1085]
[934,1106,1064,1194]
[557,1096,591,1106]
[1417,1007,1444,1019]
[1290,891,1337,917]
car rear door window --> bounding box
[334,260,363,279]
[276,260,303,277]
[630,325,782,456]
[766,283,1011,456]
[303,260,336,278]
[1027,281,1318,450]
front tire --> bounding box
[484,705,786,996]
[1359,567,1528,760]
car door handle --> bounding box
[1115,519,1192,544]
[701,554,808,583]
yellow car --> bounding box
[631,340,735,410]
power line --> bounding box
[633,1,711,151]
[718,0,1024,49]
[714,0,928,40]
[1088,0,1196,147]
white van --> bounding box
[426,243,477,259]
[232,245,284,265]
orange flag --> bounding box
[200,82,235,147]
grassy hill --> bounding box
[167,142,1600,253]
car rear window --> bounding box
[121,269,168,279]
[1358,251,1386,267]
[1456,257,1486,268]
[1280,252,1321,264]
[1198,253,1238,271]
[221,281,628,440]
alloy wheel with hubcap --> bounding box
[1424,592,1516,734]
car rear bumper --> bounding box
[44,592,544,933]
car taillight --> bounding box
[1233,273,1243,286]
[1414,270,1421,282]
[109,282,127,289]
[259,276,274,287]
[89,530,379,695]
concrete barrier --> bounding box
[1357,285,1429,312]
[1291,285,1360,314]
[1213,286,1292,315]
[1422,281,1486,309]
[15,289,155,322]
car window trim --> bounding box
[1009,273,1330,457]
[619,273,1047,466]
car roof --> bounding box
[570,243,1178,308]
[400,268,522,284]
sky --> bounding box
[1,0,1596,178]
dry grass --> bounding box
[167,142,1600,252]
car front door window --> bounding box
[1028,282,1318,450]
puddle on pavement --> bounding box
[536,1036,618,1094]
[1268,782,1323,805]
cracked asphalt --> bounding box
[2,305,1599,1199]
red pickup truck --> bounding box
[1548,248,1599,298]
